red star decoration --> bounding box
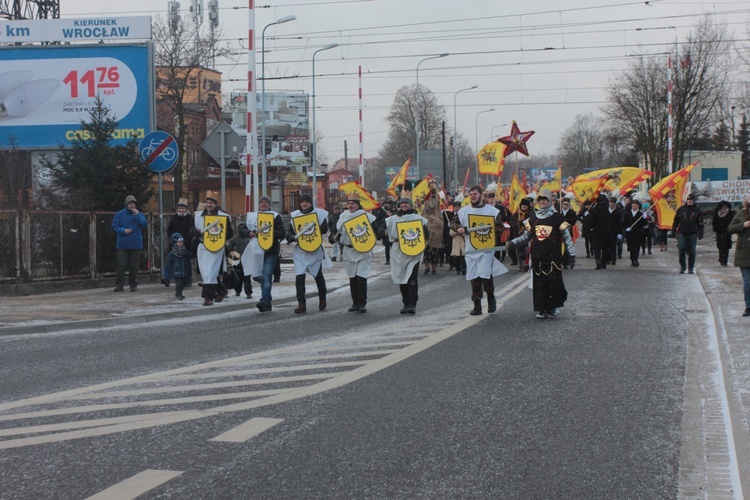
[498,121,535,158]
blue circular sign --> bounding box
[139,131,179,173]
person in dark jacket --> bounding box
[162,233,192,300]
[112,194,148,292]
[578,200,593,258]
[226,223,253,298]
[712,200,735,267]
[622,200,648,267]
[166,198,194,285]
[728,196,750,316]
[585,194,611,270]
[672,193,704,274]
[327,204,342,261]
[606,197,623,265]
[560,198,578,269]
[509,198,532,271]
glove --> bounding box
[568,256,575,269]
[328,235,335,244]
[625,228,631,232]
[617,234,623,241]
[161,278,170,287]
[584,211,589,217]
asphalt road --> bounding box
[0,253,741,498]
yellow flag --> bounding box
[387,158,411,199]
[338,181,382,211]
[508,173,526,214]
[570,176,609,203]
[543,167,562,193]
[648,163,696,230]
[477,142,506,176]
[411,174,433,203]
[575,166,653,194]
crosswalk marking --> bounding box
[86,469,183,500]
[210,417,284,443]
[0,274,529,451]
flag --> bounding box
[508,173,527,214]
[543,167,562,193]
[387,157,411,199]
[339,181,382,211]
[411,174,433,202]
[575,167,653,195]
[570,176,610,203]
[648,163,697,230]
[477,142,506,176]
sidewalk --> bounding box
[0,246,388,335]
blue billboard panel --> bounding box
[0,44,151,148]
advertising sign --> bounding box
[0,17,152,43]
[0,44,151,149]
[690,180,750,204]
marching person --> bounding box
[587,194,611,270]
[226,222,253,298]
[672,193,703,274]
[449,200,466,275]
[452,185,507,316]
[386,193,429,314]
[509,198,532,271]
[193,192,234,306]
[337,191,379,313]
[578,200,593,258]
[421,180,444,275]
[560,197,578,269]
[728,196,750,317]
[112,194,148,292]
[166,198,195,286]
[607,197,623,266]
[507,191,575,319]
[286,193,331,314]
[242,195,285,312]
[622,200,648,267]
[713,200,735,267]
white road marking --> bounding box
[210,417,284,443]
[85,469,183,500]
[0,274,529,450]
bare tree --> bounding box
[152,16,231,200]
[557,113,606,177]
[604,16,733,180]
[378,84,446,169]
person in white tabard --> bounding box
[193,192,233,306]
[286,193,332,313]
[386,194,429,314]
[337,191,379,313]
[452,185,507,315]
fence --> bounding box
[0,209,250,285]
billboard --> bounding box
[690,180,750,204]
[0,44,152,149]
[0,17,152,43]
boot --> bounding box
[407,282,418,314]
[470,299,482,316]
[357,277,368,313]
[295,274,306,308]
[203,284,216,307]
[399,284,409,314]
[431,263,436,275]
[314,271,327,310]
[294,303,306,314]
[348,278,359,312]
[487,292,497,313]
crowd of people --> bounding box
[111,187,750,319]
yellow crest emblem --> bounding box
[467,214,496,250]
[343,213,376,253]
[396,220,425,257]
[256,212,275,251]
[292,213,322,252]
[202,215,227,252]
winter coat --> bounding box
[112,207,148,250]
[167,213,194,242]
[673,204,704,238]
[728,208,750,268]
[163,233,192,280]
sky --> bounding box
[61,0,750,168]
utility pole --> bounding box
[0,0,59,20]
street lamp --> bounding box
[311,42,339,208]
[452,85,477,192]
[261,14,297,197]
[487,123,508,144]
[475,108,495,184]
[415,53,449,170]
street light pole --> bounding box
[452,85,477,192]
[415,53,449,171]
[487,123,508,144]
[311,43,339,208]
[475,108,495,184]
[261,15,296,198]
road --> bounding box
[0,250,746,498]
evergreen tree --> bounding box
[41,97,154,211]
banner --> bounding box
[648,163,696,230]
[689,179,750,204]
[338,181,381,211]
[387,158,411,199]
[477,142,506,176]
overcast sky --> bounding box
[62,0,750,167]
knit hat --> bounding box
[124,195,137,205]
[399,197,413,207]
[259,195,272,205]
[686,193,697,201]
[519,198,531,208]
[299,193,313,205]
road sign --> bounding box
[139,131,179,173]
[201,121,246,165]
